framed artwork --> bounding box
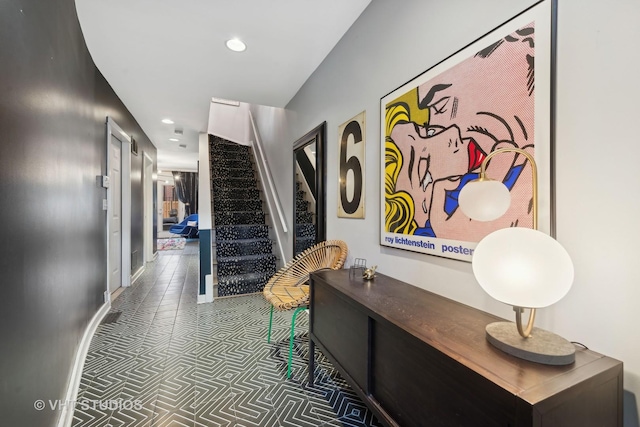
[380,0,555,261]
[338,111,366,218]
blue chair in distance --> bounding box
[169,214,199,239]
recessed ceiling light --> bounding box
[162,118,174,124]
[226,38,246,52]
[169,138,179,142]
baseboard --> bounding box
[130,265,145,284]
[56,299,111,427]
[197,274,214,304]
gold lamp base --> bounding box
[486,322,576,365]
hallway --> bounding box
[73,243,381,427]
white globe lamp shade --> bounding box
[472,228,574,308]
[459,180,511,221]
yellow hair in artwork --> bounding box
[384,138,417,234]
[385,87,429,136]
[384,88,428,234]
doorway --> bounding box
[143,152,154,263]
[106,117,132,296]
[108,135,122,293]
[158,172,181,238]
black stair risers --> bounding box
[216,238,273,257]
[214,198,263,212]
[216,224,269,240]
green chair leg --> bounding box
[288,306,307,379]
[267,305,274,343]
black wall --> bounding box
[0,0,157,425]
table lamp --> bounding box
[458,148,575,365]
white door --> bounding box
[109,135,122,293]
[143,153,153,262]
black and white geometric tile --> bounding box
[72,243,381,427]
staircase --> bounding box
[210,136,278,297]
[294,178,316,256]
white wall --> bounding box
[198,132,212,229]
[207,101,293,260]
[249,104,296,257]
[553,0,640,418]
[208,101,250,145]
[251,0,640,420]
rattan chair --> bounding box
[263,239,348,378]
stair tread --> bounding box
[217,271,273,281]
[211,168,254,174]
[217,238,272,244]
[216,224,267,228]
[215,210,265,214]
[217,253,276,262]
[213,197,262,204]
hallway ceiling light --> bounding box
[226,38,246,52]
[162,118,174,124]
[169,138,179,142]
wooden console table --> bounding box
[308,269,623,427]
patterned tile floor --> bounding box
[73,242,382,427]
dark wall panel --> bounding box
[0,0,156,425]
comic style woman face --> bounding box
[389,121,485,224]
[390,123,484,188]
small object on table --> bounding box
[362,265,377,280]
[349,258,367,279]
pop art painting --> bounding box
[380,0,554,261]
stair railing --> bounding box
[248,110,287,264]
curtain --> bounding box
[172,171,198,216]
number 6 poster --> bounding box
[338,111,365,219]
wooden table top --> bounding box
[310,269,622,403]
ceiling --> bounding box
[75,0,371,172]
